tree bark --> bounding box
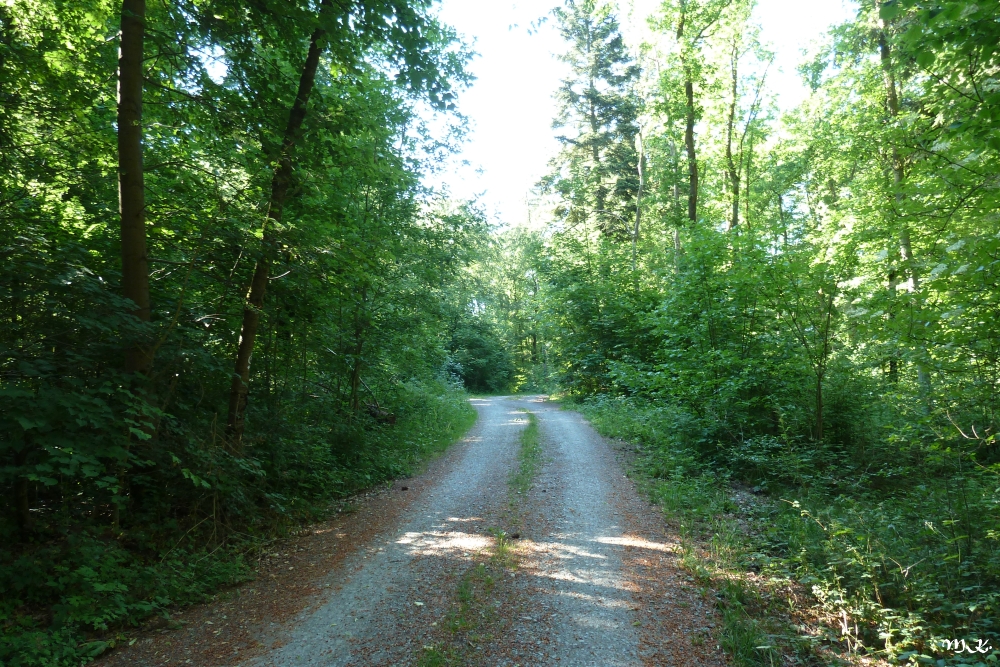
[725,40,740,231]
[684,80,698,223]
[677,7,698,224]
[632,133,644,271]
[118,0,151,375]
[879,32,917,283]
[815,294,834,440]
[349,338,364,413]
[880,27,930,394]
[814,372,824,440]
[348,287,367,413]
[226,2,330,444]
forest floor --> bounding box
[96,396,728,667]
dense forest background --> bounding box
[2,0,999,665]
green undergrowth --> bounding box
[417,563,498,667]
[509,411,543,498]
[574,395,1000,667]
[1,384,476,667]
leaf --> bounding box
[915,50,936,68]
[128,426,152,441]
[879,1,900,19]
[16,416,44,431]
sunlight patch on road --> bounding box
[396,531,492,557]
[541,569,628,590]
[524,539,608,560]
[572,613,625,630]
[594,535,677,553]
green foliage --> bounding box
[449,225,553,393]
[509,411,542,497]
[0,382,474,666]
[448,319,514,394]
[0,0,483,663]
[0,534,249,667]
[579,397,1000,664]
[543,0,642,238]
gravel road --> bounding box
[244,397,525,667]
[100,396,727,666]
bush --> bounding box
[0,380,475,666]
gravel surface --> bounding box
[510,397,642,665]
[98,396,729,666]
[245,397,524,667]
[509,397,726,667]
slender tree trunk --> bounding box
[725,41,740,231]
[632,133,644,271]
[684,79,698,223]
[118,0,151,374]
[349,338,364,413]
[227,2,330,444]
[815,294,834,440]
[348,286,367,413]
[887,263,900,381]
[880,28,930,394]
[814,372,824,440]
[879,32,916,286]
[677,5,697,223]
[14,444,31,537]
[778,194,787,248]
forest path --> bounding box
[99,397,726,667]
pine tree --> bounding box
[544,0,641,238]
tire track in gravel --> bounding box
[242,397,525,667]
[505,396,728,667]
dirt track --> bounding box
[99,396,727,666]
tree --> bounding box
[117,0,151,375]
[543,0,641,238]
[224,0,465,444]
[652,0,734,224]
[226,0,333,443]
[0,1,476,658]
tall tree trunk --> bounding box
[880,28,930,394]
[349,338,364,413]
[725,41,740,231]
[118,0,151,375]
[814,296,834,440]
[632,132,644,271]
[778,194,787,247]
[879,31,917,289]
[684,79,698,223]
[14,443,31,537]
[348,287,367,413]
[227,2,330,444]
[814,372,824,440]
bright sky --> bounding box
[431,0,858,226]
